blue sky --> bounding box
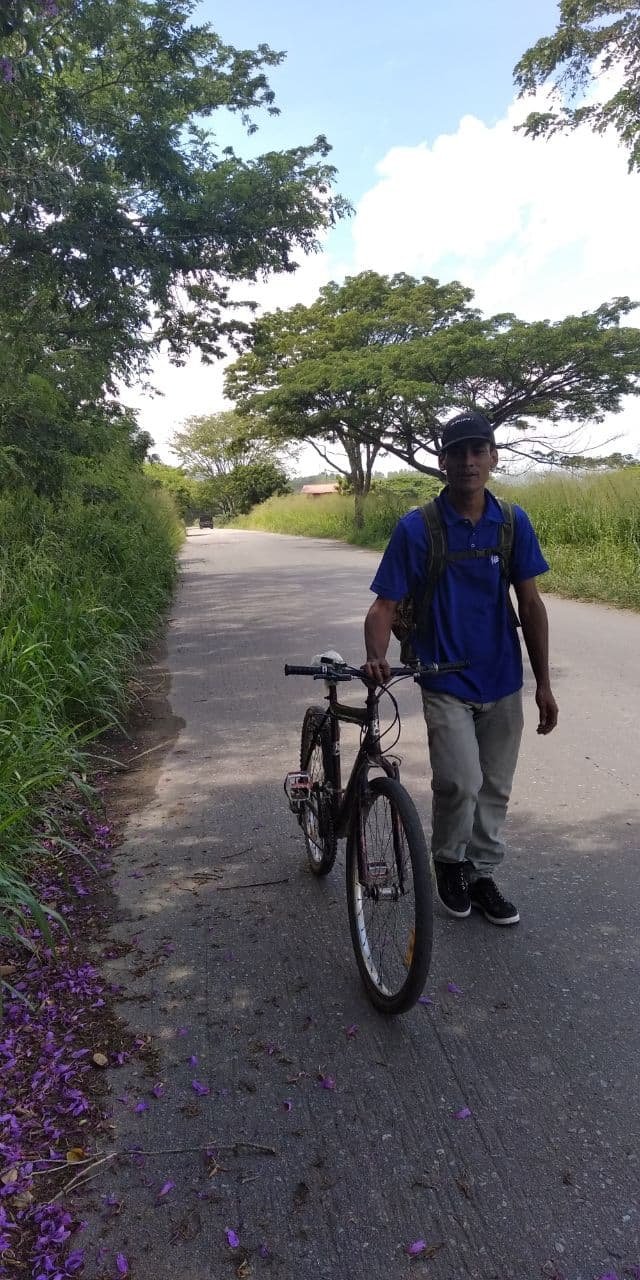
[199,0,561,262]
[200,0,560,188]
[131,1,640,465]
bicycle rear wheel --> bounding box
[299,706,338,876]
[346,775,432,1014]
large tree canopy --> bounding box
[226,271,640,493]
[170,410,281,479]
[0,0,348,487]
[226,273,480,505]
[514,2,640,171]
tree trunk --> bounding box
[353,488,365,529]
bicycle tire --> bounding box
[299,706,338,876]
[346,775,432,1014]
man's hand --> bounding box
[361,658,391,686]
[536,684,558,735]
[363,598,396,686]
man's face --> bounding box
[439,439,497,495]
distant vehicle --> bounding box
[199,514,213,529]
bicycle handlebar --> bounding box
[284,660,469,680]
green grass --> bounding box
[0,451,183,949]
[234,468,640,610]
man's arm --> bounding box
[513,577,558,735]
[362,597,397,685]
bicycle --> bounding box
[283,652,467,1015]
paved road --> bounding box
[89,528,640,1280]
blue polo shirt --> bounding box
[370,489,549,701]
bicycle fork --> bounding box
[356,766,406,899]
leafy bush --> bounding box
[0,452,182,947]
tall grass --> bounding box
[495,468,640,609]
[235,483,440,551]
[235,468,640,609]
[0,452,182,948]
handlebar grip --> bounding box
[284,664,323,676]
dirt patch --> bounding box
[96,638,185,835]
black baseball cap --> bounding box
[440,411,495,451]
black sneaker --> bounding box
[469,877,520,926]
[434,860,471,919]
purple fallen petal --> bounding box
[176,1027,189,1037]
[418,995,433,1006]
[282,1099,293,1112]
[596,1274,619,1280]
[135,1100,149,1113]
[454,1107,472,1120]
[191,1080,210,1096]
[226,1228,239,1249]
[319,1074,336,1090]
[116,1254,129,1275]
[157,1180,175,1198]
[151,1083,165,1098]
[345,1023,358,1038]
[406,1239,427,1257]
[188,1055,198,1067]
[258,1241,271,1259]
[447,981,463,995]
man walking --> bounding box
[362,411,558,925]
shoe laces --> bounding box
[449,862,469,890]
[476,877,506,908]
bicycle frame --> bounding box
[286,658,467,891]
[314,681,398,841]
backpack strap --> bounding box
[413,495,519,640]
[495,497,514,583]
[412,499,445,641]
[495,498,520,628]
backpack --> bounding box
[391,497,519,664]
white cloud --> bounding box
[350,92,640,457]
[126,89,640,465]
[353,95,640,319]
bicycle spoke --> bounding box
[299,707,337,876]
[347,777,432,1014]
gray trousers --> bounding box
[421,688,524,877]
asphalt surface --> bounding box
[86,527,640,1280]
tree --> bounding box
[170,410,285,479]
[0,0,348,487]
[199,458,290,518]
[144,460,200,520]
[553,450,638,470]
[514,2,640,171]
[226,271,640,513]
[226,272,480,524]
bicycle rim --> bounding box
[347,776,432,1014]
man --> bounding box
[362,410,558,926]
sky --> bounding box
[125,0,640,470]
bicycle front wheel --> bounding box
[299,706,338,876]
[346,775,432,1014]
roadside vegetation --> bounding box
[0,456,182,951]
[0,0,346,956]
[234,466,640,611]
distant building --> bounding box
[301,483,340,498]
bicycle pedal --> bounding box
[284,771,311,814]
[366,859,390,882]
